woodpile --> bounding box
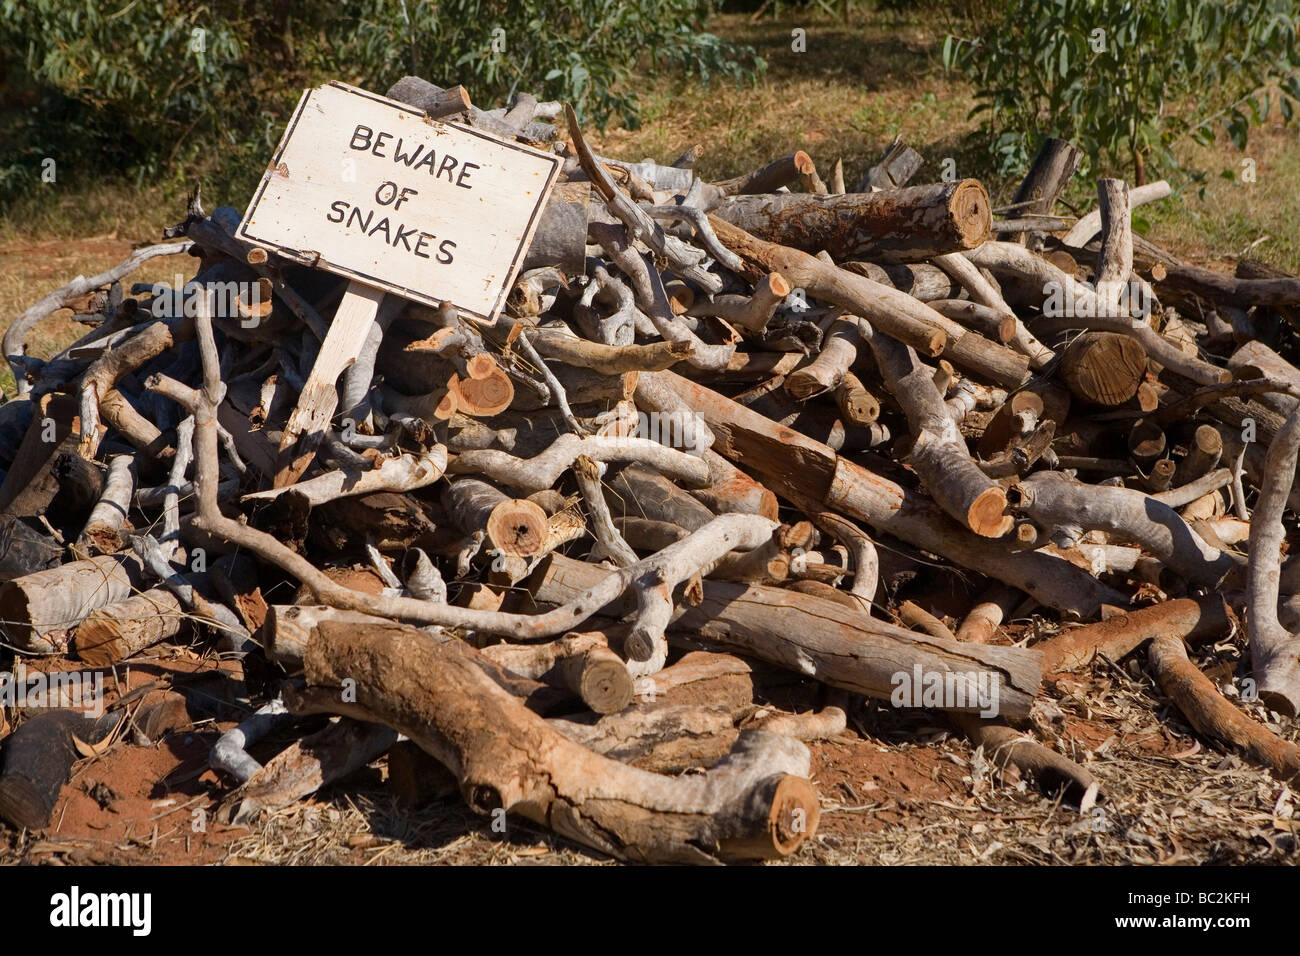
[2,85,1300,863]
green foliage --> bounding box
[942,0,1300,182]
[0,0,760,207]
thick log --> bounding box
[0,553,146,654]
[442,478,548,558]
[282,620,820,863]
[523,181,591,273]
[711,181,991,263]
[532,554,1042,717]
[72,583,196,666]
[1060,332,1148,406]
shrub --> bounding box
[0,0,761,206]
[944,0,1300,182]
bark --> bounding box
[224,718,398,824]
[1036,596,1233,674]
[1009,471,1239,587]
[1010,138,1084,221]
[711,181,991,262]
[0,553,146,654]
[1246,405,1300,716]
[693,449,780,520]
[74,454,134,556]
[548,706,739,774]
[0,392,79,518]
[1150,634,1300,783]
[283,621,819,863]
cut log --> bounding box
[1059,332,1148,406]
[281,620,819,863]
[709,152,815,197]
[711,181,991,263]
[0,553,146,654]
[481,632,634,714]
[72,583,196,666]
[707,214,947,356]
[785,316,861,399]
[866,327,1013,538]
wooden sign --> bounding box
[236,81,562,324]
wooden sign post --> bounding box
[237,81,562,487]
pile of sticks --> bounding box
[2,77,1300,863]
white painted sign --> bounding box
[237,81,562,323]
